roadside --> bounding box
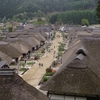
[22,32,63,87]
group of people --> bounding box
[39,63,43,68]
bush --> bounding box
[42,76,49,82]
[46,68,52,73]
[27,62,35,65]
[45,72,55,76]
[21,62,25,67]
[53,61,59,67]
[34,54,40,60]
[41,48,45,53]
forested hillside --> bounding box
[0,0,98,18]
[49,10,97,25]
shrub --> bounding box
[41,48,45,53]
[21,62,25,67]
[53,61,59,67]
[27,62,35,65]
[46,68,52,73]
[20,68,26,71]
[34,54,40,60]
[42,76,49,82]
[45,72,55,76]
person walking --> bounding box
[25,60,26,63]
[42,63,43,67]
[39,63,41,68]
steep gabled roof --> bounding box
[0,51,12,65]
[0,69,49,100]
[0,61,7,68]
[0,44,21,58]
[10,41,29,54]
[19,39,32,51]
[40,39,100,96]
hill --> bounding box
[0,0,98,18]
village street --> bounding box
[22,32,63,88]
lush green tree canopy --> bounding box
[49,10,97,25]
[96,0,100,23]
[0,0,98,19]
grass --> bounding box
[20,68,26,71]
[27,62,35,65]
[20,62,25,67]
[0,37,3,41]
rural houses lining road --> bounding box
[22,32,63,88]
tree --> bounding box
[96,0,100,23]
[37,10,42,18]
[17,18,21,22]
[81,18,89,26]
[7,18,10,22]
[23,19,26,24]
[8,26,13,32]
[2,16,6,23]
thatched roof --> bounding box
[40,39,100,96]
[20,37,36,48]
[0,69,49,100]
[0,51,12,65]
[0,44,21,58]
[0,61,7,68]
[33,34,46,42]
[10,41,29,54]
[28,36,40,46]
[19,39,32,51]
[41,32,49,39]
[5,37,19,43]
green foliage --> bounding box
[21,62,25,67]
[58,42,65,52]
[35,54,40,59]
[2,16,6,23]
[96,0,100,23]
[35,20,44,25]
[82,18,89,26]
[53,31,56,38]
[53,61,59,67]
[45,72,55,76]
[0,37,3,41]
[20,68,26,71]
[0,0,98,19]
[62,32,66,39]
[41,48,45,53]
[49,10,97,25]
[8,26,13,32]
[42,76,49,83]
[58,51,62,56]
[27,62,35,65]
[58,46,64,52]
[46,68,52,73]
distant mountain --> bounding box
[0,0,98,18]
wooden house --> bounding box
[40,39,100,100]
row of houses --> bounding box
[0,24,53,66]
[40,26,100,100]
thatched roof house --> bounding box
[40,39,100,100]
[10,41,29,54]
[0,43,21,63]
[19,39,32,52]
[0,51,12,65]
[0,69,49,100]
